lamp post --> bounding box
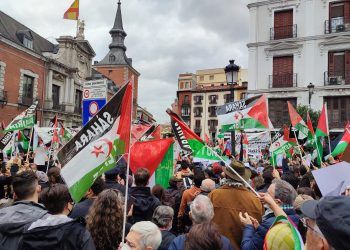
[225,60,240,157]
[307,82,315,108]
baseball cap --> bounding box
[301,196,350,249]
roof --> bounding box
[0,10,55,54]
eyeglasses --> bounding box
[300,217,324,238]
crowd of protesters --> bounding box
[0,148,349,250]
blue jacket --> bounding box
[168,234,234,250]
[241,209,300,250]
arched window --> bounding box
[109,54,116,63]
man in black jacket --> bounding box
[0,170,49,249]
[20,183,95,250]
[70,176,105,219]
[130,168,160,224]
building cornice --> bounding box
[247,0,300,9]
[247,31,350,48]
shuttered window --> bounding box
[274,9,293,39]
[269,98,297,128]
[272,56,294,87]
[325,96,350,129]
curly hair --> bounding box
[86,189,124,250]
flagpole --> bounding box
[25,127,34,162]
[313,134,323,165]
[269,129,276,168]
[324,102,332,155]
[122,80,134,244]
[293,129,304,160]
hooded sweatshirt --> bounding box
[0,201,49,249]
[19,215,95,250]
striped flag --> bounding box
[63,0,79,20]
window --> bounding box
[273,9,294,39]
[185,81,189,88]
[272,56,294,88]
[327,51,350,85]
[325,96,350,129]
[269,98,296,128]
[23,37,33,50]
[23,75,34,98]
[224,94,232,103]
[179,82,184,89]
[208,120,218,131]
[209,95,217,104]
[181,106,190,117]
[194,107,202,117]
[199,76,204,81]
[75,90,82,113]
[109,55,116,63]
[208,106,217,117]
[194,95,202,105]
[240,92,247,100]
[195,120,201,128]
[52,85,60,109]
[184,95,189,104]
[209,75,214,80]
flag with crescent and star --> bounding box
[58,81,132,203]
[217,95,270,132]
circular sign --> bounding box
[84,90,90,99]
[89,101,99,116]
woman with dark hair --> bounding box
[152,184,165,204]
[86,189,124,250]
[185,223,224,250]
[47,166,62,185]
[20,183,95,249]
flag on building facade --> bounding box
[63,0,79,20]
[58,82,132,202]
[217,95,269,132]
[287,102,309,139]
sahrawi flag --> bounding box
[58,82,132,202]
[166,109,224,163]
[3,101,38,133]
[287,102,309,139]
[217,95,269,132]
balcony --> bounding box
[18,96,34,107]
[0,90,7,104]
[269,73,297,88]
[325,18,350,34]
[194,100,202,105]
[209,99,217,105]
[194,113,202,118]
[52,104,65,112]
[270,24,297,40]
[209,112,217,118]
[209,126,217,132]
[182,100,190,105]
[324,71,350,86]
[181,113,190,117]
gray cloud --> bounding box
[1,0,249,123]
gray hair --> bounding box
[190,195,214,224]
[152,205,174,228]
[200,179,216,193]
[272,179,297,205]
[129,221,162,250]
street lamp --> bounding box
[225,60,240,157]
[307,82,315,108]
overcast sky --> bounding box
[1,0,249,123]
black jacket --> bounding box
[129,186,160,224]
[0,201,49,250]
[19,217,95,250]
[159,230,176,250]
[104,180,126,195]
[69,198,95,219]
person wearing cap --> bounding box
[208,159,264,249]
[301,196,350,250]
[104,167,126,195]
[239,179,299,250]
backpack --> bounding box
[163,188,180,210]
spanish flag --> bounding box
[63,0,79,20]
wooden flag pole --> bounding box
[122,80,134,244]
